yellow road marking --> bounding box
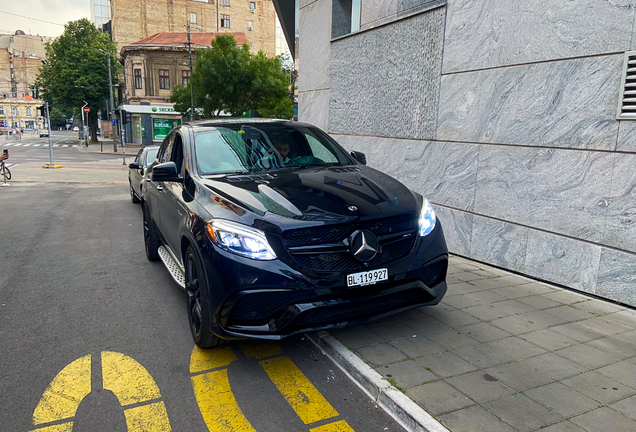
[190,345,237,373]
[30,422,74,432]
[260,356,339,425]
[124,401,172,432]
[32,354,91,425]
[310,420,355,432]
[102,351,161,405]
[239,341,282,359]
[191,369,257,432]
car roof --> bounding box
[183,119,316,130]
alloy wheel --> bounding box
[186,254,202,337]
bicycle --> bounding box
[1,161,11,181]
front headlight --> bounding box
[418,198,437,237]
[206,220,277,260]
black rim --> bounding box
[186,254,202,337]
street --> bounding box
[0,153,405,432]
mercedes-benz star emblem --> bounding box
[348,206,358,212]
[349,230,379,262]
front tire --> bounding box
[185,245,225,348]
[142,203,160,261]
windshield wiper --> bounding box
[203,170,251,176]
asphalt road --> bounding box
[0,130,124,166]
[0,161,405,431]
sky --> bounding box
[0,0,90,38]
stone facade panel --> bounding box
[298,90,330,131]
[470,216,529,273]
[443,0,635,73]
[437,55,623,150]
[597,248,636,305]
[299,0,332,91]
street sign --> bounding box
[113,119,117,126]
[83,107,90,113]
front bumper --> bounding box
[200,222,449,340]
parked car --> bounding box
[73,126,79,132]
[39,130,49,138]
[128,145,160,203]
[142,120,448,347]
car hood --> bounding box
[198,165,420,229]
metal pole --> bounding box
[187,20,194,122]
[120,110,126,165]
[106,51,117,152]
[45,101,53,166]
[81,101,88,148]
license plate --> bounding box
[347,268,388,287]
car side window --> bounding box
[134,149,143,163]
[159,133,175,163]
[171,134,184,175]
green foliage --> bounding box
[35,19,118,142]
[171,34,293,119]
[49,107,67,127]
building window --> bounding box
[190,12,197,24]
[248,20,253,31]
[12,107,19,117]
[220,0,230,5]
[159,69,170,90]
[249,43,254,50]
[182,70,191,87]
[250,2,256,11]
[332,0,361,38]
[0,107,4,115]
[26,107,32,116]
[134,69,143,89]
[221,14,230,28]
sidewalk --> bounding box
[317,256,636,432]
[6,162,128,184]
[77,139,142,155]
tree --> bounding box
[48,104,74,127]
[35,19,118,143]
[171,34,293,119]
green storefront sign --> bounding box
[152,118,181,141]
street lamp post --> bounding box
[99,48,118,153]
[185,21,202,122]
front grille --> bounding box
[291,237,415,271]
[290,288,426,327]
[282,214,416,248]
[283,214,417,271]
[406,260,447,287]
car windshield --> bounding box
[145,148,159,167]
[193,124,351,175]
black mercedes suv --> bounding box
[142,120,448,347]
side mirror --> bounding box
[351,151,367,165]
[151,161,183,182]
[128,162,140,169]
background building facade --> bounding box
[90,0,111,30]
[109,0,276,57]
[119,32,248,145]
[0,31,48,96]
[280,0,636,306]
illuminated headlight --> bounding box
[418,198,437,237]
[206,220,277,260]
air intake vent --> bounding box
[617,52,636,120]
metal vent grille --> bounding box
[617,51,636,120]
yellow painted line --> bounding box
[30,422,74,432]
[190,345,237,373]
[32,354,91,425]
[310,420,355,432]
[191,369,257,432]
[239,341,282,359]
[260,356,339,425]
[124,401,172,432]
[102,351,161,406]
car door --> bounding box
[131,149,144,196]
[148,133,175,236]
[160,132,187,257]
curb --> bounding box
[305,332,449,432]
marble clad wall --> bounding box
[443,0,635,73]
[297,0,636,305]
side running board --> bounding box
[158,245,185,289]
